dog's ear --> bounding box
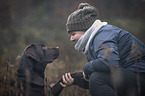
[24,44,40,62]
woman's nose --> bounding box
[70,36,74,42]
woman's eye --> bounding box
[72,33,75,36]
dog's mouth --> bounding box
[52,46,59,57]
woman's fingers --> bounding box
[83,72,89,81]
[68,73,74,81]
[62,75,68,84]
[60,82,67,88]
[65,73,74,83]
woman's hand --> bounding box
[83,72,89,81]
[60,72,74,88]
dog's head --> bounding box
[24,43,59,64]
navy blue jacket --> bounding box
[83,25,145,77]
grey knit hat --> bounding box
[66,3,98,33]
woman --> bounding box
[60,3,145,96]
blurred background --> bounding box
[0,0,145,95]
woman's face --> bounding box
[69,31,85,42]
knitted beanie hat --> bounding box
[66,3,98,33]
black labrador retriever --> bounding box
[16,43,89,96]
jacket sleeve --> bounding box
[83,30,120,77]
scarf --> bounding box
[75,20,107,55]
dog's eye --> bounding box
[43,47,47,50]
